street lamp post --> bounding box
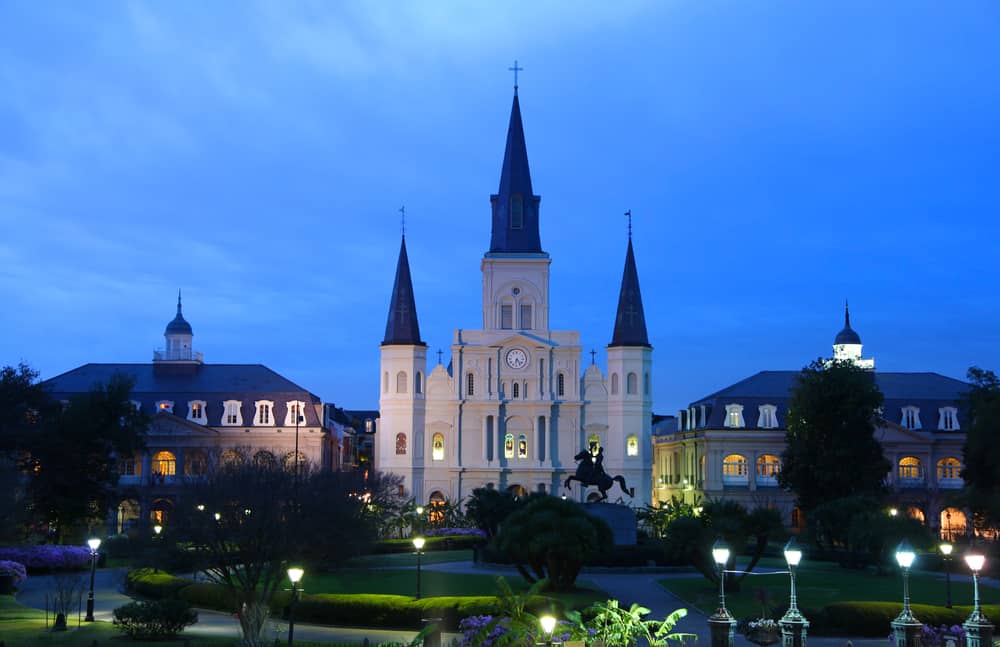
[891,541,921,647]
[413,537,425,599]
[152,524,163,574]
[939,542,953,609]
[708,539,736,647]
[963,549,994,647]
[539,614,557,647]
[779,538,809,647]
[85,538,101,622]
[287,567,304,647]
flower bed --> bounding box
[0,546,91,573]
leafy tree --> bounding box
[465,487,518,537]
[20,372,147,542]
[636,495,700,539]
[297,470,378,567]
[809,495,931,570]
[0,363,54,452]
[961,367,1000,527]
[778,358,888,512]
[495,496,612,591]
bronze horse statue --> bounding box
[564,445,635,501]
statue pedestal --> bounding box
[583,502,637,546]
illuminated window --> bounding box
[222,400,242,426]
[429,491,446,523]
[937,457,962,484]
[117,499,140,534]
[283,451,306,472]
[722,454,748,485]
[185,450,207,476]
[187,400,206,424]
[504,433,514,458]
[396,371,408,394]
[156,400,174,414]
[395,433,407,455]
[627,372,638,395]
[756,454,781,485]
[432,433,445,461]
[757,404,778,429]
[220,450,243,468]
[901,406,921,430]
[898,456,923,481]
[518,434,528,459]
[253,450,277,468]
[724,404,745,428]
[501,304,513,329]
[152,451,176,476]
[285,401,306,426]
[938,407,959,431]
[626,434,639,457]
[255,400,274,426]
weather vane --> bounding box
[508,60,523,91]
[625,209,632,238]
[399,205,406,236]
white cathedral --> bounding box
[375,89,654,507]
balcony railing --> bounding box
[153,349,203,362]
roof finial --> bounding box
[845,299,850,328]
[177,289,182,315]
[437,349,443,365]
[399,205,406,237]
[508,60,523,94]
[590,349,596,365]
[625,209,632,238]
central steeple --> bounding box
[489,91,543,254]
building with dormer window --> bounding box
[43,294,334,533]
[375,87,654,506]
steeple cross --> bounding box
[590,349,596,365]
[437,349,443,365]
[508,60,523,90]
[399,205,406,236]
[625,209,632,238]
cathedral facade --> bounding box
[375,90,654,507]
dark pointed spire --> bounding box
[610,237,650,348]
[165,289,193,335]
[382,236,425,346]
[834,300,861,345]
[489,92,543,254]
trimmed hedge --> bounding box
[126,568,192,599]
[112,599,198,639]
[177,582,238,612]
[286,593,501,629]
[375,535,484,554]
[808,602,1000,636]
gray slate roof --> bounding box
[43,363,323,427]
[489,92,543,254]
[382,236,424,346]
[609,237,650,348]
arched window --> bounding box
[518,434,528,458]
[428,491,447,523]
[940,508,966,541]
[724,404,745,428]
[150,499,173,526]
[722,454,748,485]
[383,371,388,393]
[255,400,274,426]
[117,499,140,533]
[937,457,962,486]
[283,451,307,472]
[519,303,532,329]
[512,382,519,399]
[432,433,445,461]
[185,450,207,476]
[907,506,925,523]
[467,373,475,397]
[395,433,407,455]
[415,372,423,395]
[557,373,566,397]
[898,456,923,482]
[756,454,781,485]
[152,451,176,476]
[396,371,407,394]
[504,433,514,458]
[253,450,277,468]
[626,434,639,457]
[610,373,619,395]
[119,453,141,476]
[221,449,243,468]
[627,372,638,395]
[508,484,527,498]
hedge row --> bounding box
[807,602,1000,637]
[125,569,191,599]
[375,535,484,554]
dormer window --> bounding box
[187,400,206,424]
[222,400,242,426]
[156,400,174,414]
[255,400,274,426]
[757,404,778,429]
[285,400,306,427]
[938,407,960,431]
[130,400,142,412]
[511,195,523,229]
[724,404,745,428]
[901,406,921,430]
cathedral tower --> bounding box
[606,231,653,504]
[378,235,428,499]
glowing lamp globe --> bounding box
[712,540,731,566]
[895,541,916,569]
[153,525,163,536]
[412,537,426,551]
[965,552,986,573]
[939,543,953,556]
[87,538,101,552]
[416,506,424,515]
[540,615,557,635]
[287,567,304,584]
[783,538,802,567]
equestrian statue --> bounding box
[564,442,635,501]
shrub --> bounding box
[284,593,501,630]
[425,527,488,538]
[112,599,198,639]
[809,602,1000,636]
[126,568,192,599]
[0,560,27,586]
[0,545,90,572]
[177,582,238,611]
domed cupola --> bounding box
[831,301,873,369]
[834,304,861,345]
[155,291,200,364]
[165,291,193,336]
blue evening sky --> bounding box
[2,2,998,413]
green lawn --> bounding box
[659,562,1000,619]
[345,549,474,568]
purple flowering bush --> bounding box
[426,527,487,538]
[887,625,965,647]
[0,560,28,586]
[0,545,92,572]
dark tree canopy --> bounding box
[465,486,518,537]
[778,358,888,512]
[961,367,1000,527]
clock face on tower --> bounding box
[505,348,528,370]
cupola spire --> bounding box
[382,235,425,346]
[489,87,542,254]
[610,228,650,348]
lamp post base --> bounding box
[780,616,809,647]
[963,616,994,647]
[708,610,736,647]
[890,619,923,647]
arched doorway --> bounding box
[940,508,966,541]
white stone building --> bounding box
[375,89,654,507]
